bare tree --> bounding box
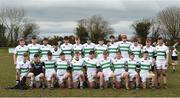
[0,8,39,46]
[75,15,113,43]
[158,6,180,40]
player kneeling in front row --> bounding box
[112,51,129,89]
[43,51,56,88]
[16,53,34,88]
[71,51,85,89]
[97,50,114,89]
[139,51,155,89]
[56,53,72,88]
[126,52,140,90]
[84,51,98,88]
[30,54,45,88]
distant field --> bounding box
[0,48,180,97]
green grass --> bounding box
[0,48,180,97]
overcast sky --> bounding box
[0,0,179,38]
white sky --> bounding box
[0,0,179,38]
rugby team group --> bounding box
[12,34,178,90]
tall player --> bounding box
[27,36,40,61]
[117,35,131,59]
[60,36,73,60]
[73,37,83,58]
[51,42,61,60]
[40,38,52,61]
[129,38,142,61]
[95,38,107,60]
[155,37,169,89]
[83,38,96,57]
[107,35,119,59]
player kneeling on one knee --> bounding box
[112,51,129,89]
[97,50,114,89]
[16,53,34,88]
[139,51,155,89]
[30,54,45,88]
[126,52,140,89]
[56,52,72,88]
[84,51,98,88]
[43,51,56,89]
[71,51,85,89]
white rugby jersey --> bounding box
[73,44,83,57]
[40,44,52,59]
[97,57,112,72]
[71,58,84,71]
[83,43,96,57]
[27,44,40,60]
[127,58,138,72]
[16,60,31,75]
[116,41,131,59]
[43,58,56,70]
[155,44,169,61]
[130,44,142,60]
[60,43,73,60]
[112,58,126,72]
[83,57,97,72]
[56,58,69,71]
[142,45,155,59]
[95,44,107,59]
[139,58,152,73]
[108,43,119,59]
[14,45,28,63]
[51,48,61,60]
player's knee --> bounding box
[162,73,167,76]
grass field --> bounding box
[0,48,180,97]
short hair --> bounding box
[64,36,69,40]
[143,51,149,54]
[89,51,95,55]
[158,36,163,40]
[60,52,65,56]
[52,41,58,46]
[116,50,121,54]
[18,38,25,42]
[47,51,52,56]
[98,38,104,41]
[34,53,40,57]
[43,37,48,41]
[109,35,115,39]
[74,51,80,54]
[103,50,109,55]
[23,52,29,57]
[121,35,127,39]
[128,52,134,56]
[133,37,138,42]
[32,36,37,39]
[146,38,152,42]
[75,36,80,40]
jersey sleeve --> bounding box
[16,62,21,69]
[13,47,18,54]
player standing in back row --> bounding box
[155,37,169,89]
[116,35,131,59]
